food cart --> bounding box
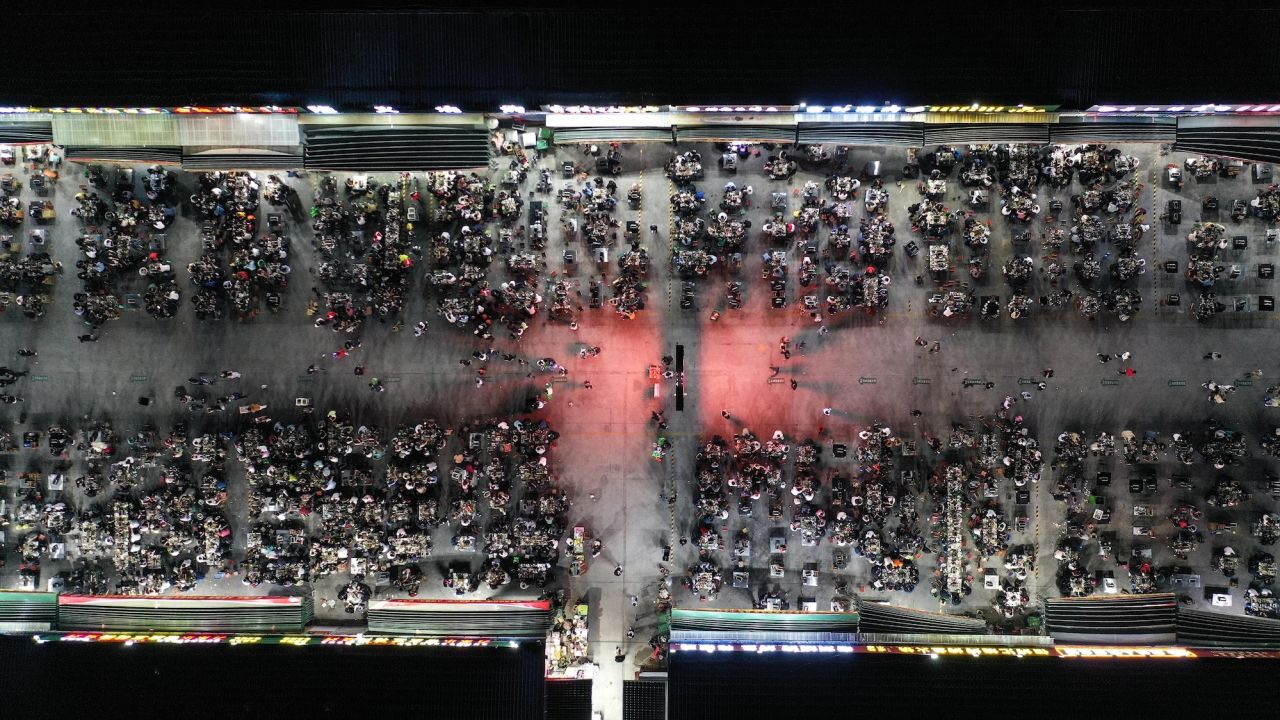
[568,525,588,576]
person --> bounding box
[1097,353,1110,363]
[413,321,428,337]
[614,647,625,663]
[721,410,731,419]
[822,407,832,415]
[630,595,639,606]
[583,380,592,390]
[614,565,624,576]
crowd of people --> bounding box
[686,421,932,608]
[903,143,1152,322]
[668,148,894,320]
[4,409,571,610]
[187,171,294,321]
[677,397,1273,623]
[1047,421,1272,604]
[311,173,412,332]
[67,164,178,327]
[9,419,231,595]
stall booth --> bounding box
[53,113,183,165]
[674,124,796,144]
[0,114,54,145]
[1174,115,1280,164]
[63,146,182,164]
[797,121,925,147]
[924,122,1050,146]
[0,590,58,632]
[1043,593,1178,645]
[547,112,675,145]
[551,127,673,144]
[855,598,988,635]
[366,597,552,638]
[303,116,490,171]
[178,113,303,170]
[670,606,861,635]
[1050,116,1177,144]
[55,594,313,634]
[1178,608,1280,647]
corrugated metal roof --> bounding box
[52,114,180,146]
[303,125,490,170]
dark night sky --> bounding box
[0,636,546,720]
[6,6,1280,110]
[670,650,1279,719]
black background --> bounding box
[0,636,546,719]
[9,5,1280,110]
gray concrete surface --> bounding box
[0,141,1278,717]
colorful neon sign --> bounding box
[41,106,297,114]
[1089,104,1280,114]
[670,642,1206,658]
[33,632,509,648]
[664,104,1054,115]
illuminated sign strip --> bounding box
[1089,104,1280,114]
[0,106,303,115]
[33,632,512,648]
[668,642,1263,659]
[552,105,1056,115]
[58,594,303,607]
[1,103,1061,116]
[369,598,551,611]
